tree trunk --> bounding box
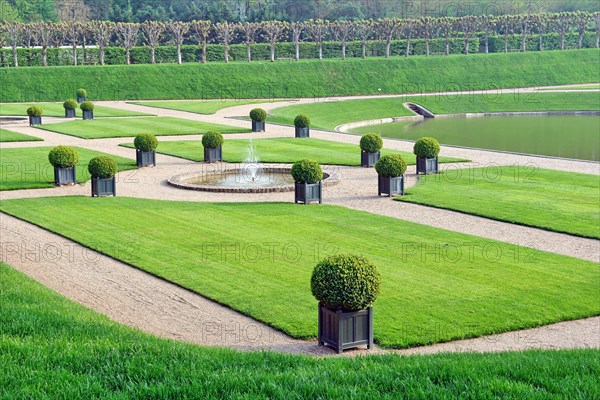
[504,34,508,52]
[406,39,411,57]
[596,32,599,48]
[177,44,182,64]
[445,37,450,55]
[578,32,584,49]
[295,43,300,61]
[246,44,251,62]
[224,46,229,63]
[539,34,543,51]
[485,36,489,54]
[100,47,105,65]
[425,39,430,56]
[342,42,346,60]
[126,48,130,65]
[270,42,275,62]
[12,45,17,67]
[385,40,391,58]
[465,39,469,54]
[318,44,323,60]
[42,47,47,66]
[362,42,366,59]
[560,33,565,50]
[151,47,156,64]
[72,44,77,66]
[202,40,207,63]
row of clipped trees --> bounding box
[2,11,599,67]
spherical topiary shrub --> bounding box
[134,134,158,152]
[311,254,381,312]
[294,114,311,128]
[26,106,43,117]
[413,137,441,158]
[63,99,77,110]
[291,159,323,184]
[249,108,267,122]
[375,155,407,177]
[360,133,383,153]
[88,156,117,179]
[48,146,79,168]
[202,131,224,149]
[80,101,94,111]
[76,88,87,98]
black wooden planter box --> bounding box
[295,127,310,138]
[361,151,381,168]
[204,147,222,163]
[65,109,76,118]
[91,176,116,197]
[83,110,94,120]
[77,96,85,103]
[378,175,404,197]
[28,116,42,126]
[416,156,439,175]
[295,181,322,204]
[318,303,374,354]
[136,150,156,167]
[54,166,76,186]
[252,120,265,132]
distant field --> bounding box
[0,102,153,118]
[38,117,251,139]
[0,127,42,142]
[131,99,282,114]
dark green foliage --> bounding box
[311,254,381,311]
[48,146,79,168]
[26,106,43,116]
[294,114,311,128]
[63,99,77,110]
[134,134,158,152]
[76,88,87,98]
[249,108,267,122]
[291,159,323,183]
[413,137,441,158]
[360,133,383,153]
[201,131,224,149]
[88,156,117,178]
[79,101,94,111]
[375,155,407,177]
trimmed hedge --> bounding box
[291,159,322,184]
[201,131,223,149]
[134,134,158,152]
[88,156,117,178]
[63,99,77,110]
[360,133,383,153]
[413,137,441,158]
[375,155,407,177]
[76,88,87,98]
[249,108,267,122]
[48,146,79,168]
[294,115,311,128]
[80,101,94,111]
[26,106,43,116]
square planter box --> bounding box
[136,150,156,167]
[416,156,439,175]
[252,120,265,132]
[54,166,76,186]
[91,176,116,197]
[65,109,76,118]
[295,127,310,138]
[77,96,85,103]
[83,110,94,120]
[318,303,374,354]
[361,151,381,168]
[204,147,222,163]
[378,175,404,197]
[295,181,322,204]
[28,116,42,126]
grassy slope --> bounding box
[269,92,600,131]
[130,99,280,114]
[0,147,136,190]
[0,127,42,142]
[121,138,465,165]
[0,102,152,117]
[1,197,597,348]
[1,50,598,102]
[38,117,250,139]
[2,263,598,399]
[398,167,600,239]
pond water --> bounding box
[351,115,600,161]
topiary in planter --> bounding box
[360,133,383,153]
[413,137,440,158]
[76,88,87,99]
[88,156,117,179]
[249,108,267,122]
[134,133,158,152]
[80,101,94,112]
[63,99,77,110]
[26,106,43,117]
[375,154,407,177]
[48,146,79,168]
[311,254,380,312]
[202,131,224,149]
[291,159,323,184]
[294,114,311,128]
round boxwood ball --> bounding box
[80,101,94,111]
[63,99,77,110]
[26,106,43,117]
[413,137,440,158]
[88,156,117,179]
[76,88,87,98]
[375,154,407,177]
[311,254,380,312]
[48,145,79,168]
[134,133,158,152]
[291,159,323,184]
[294,114,311,128]
[249,108,267,122]
[202,131,224,149]
[360,133,383,153]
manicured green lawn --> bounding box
[0,147,136,190]
[121,138,466,165]
[131,99,280,114]
[397,167,600,239]
[38,117,251,139]
[0,127,42,142]
[2,263,598,399]
[1,197,597,348]
[0,102,153,117]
